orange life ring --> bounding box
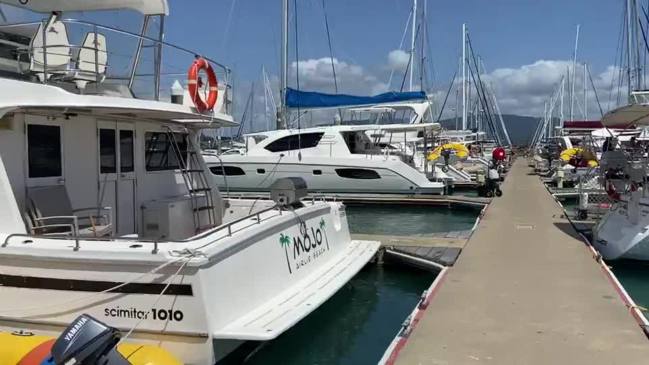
[188,57,218,113]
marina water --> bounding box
[239,204,479,364]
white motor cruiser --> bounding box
[204,123,448,195]
[0,1,379,364]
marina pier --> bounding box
[386,159,649,364]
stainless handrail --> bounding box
[0,18,231,73]
[1,204,283,251]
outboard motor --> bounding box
[49,314,130,365]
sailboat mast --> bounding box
[409,0,417,91]
[279,0,289,129]
[583,63,587,120]
[627,0,634,95]
[462,23,467,130]
[570,24,579,122]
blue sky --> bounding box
[0,0,634,124]
[164,0,629,124]
[165,0,622,83]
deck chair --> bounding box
[72,32,107,90]
[25,185,112,238]
[29,19,71,82]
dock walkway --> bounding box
[393,159,649,364]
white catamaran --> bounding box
[205,123,448,195]
[0,1,379,364]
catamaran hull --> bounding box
[0,202,379,364]
[205,156,445,195]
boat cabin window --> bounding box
[120,130,135,173]
[335,168,381,179]
[341,131,379,154]
[264,132,324,152]
[99,129,117,173]
[210,166,246,176]
[144,132,188,171]
[27,124,62,178]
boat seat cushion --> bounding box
[72,32,107,90]
[30,19,72,80]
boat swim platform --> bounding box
[353,230,472,267]
[387,159,649,365]
[224,192,490,209]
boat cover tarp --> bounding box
[285,88,427,109]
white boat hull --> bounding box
[0,201,379,364]
[593,199,649,260]
[205,155,445,195]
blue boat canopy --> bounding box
[285,88,427,109]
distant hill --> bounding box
[440,114,542,146]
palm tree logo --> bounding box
[279,233,292,274]
[319,218,330,250]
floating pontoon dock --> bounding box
[224,192,490,209]
[386,159,649,364]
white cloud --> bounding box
[473,60,627,118]
[387,49,410,72]
[289,57,388,95]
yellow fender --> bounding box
[427,143,469,161]
[0,332,182,365]
[559,147,598,166]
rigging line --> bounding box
[423,15,436,90]
[320,0,338,94]
[294,0,302,159]
[639,11,649,55]
[120,258,191,344]
[236,83,255,139]
[587,64,605,117]
[435,69,458,123]
[387,10,413,89]
[466,35,499,144]
[400,23,421,92]
[320,0,343,122]
[220,0,238,52]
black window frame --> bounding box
[210,165,246,176]
[264,132,324,153]
[27,124,62,178]
[99,128,117,174]
[144,132,188,172]
[335,168,381,180]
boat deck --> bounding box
[390,159,649,364]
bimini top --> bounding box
[601,103,649,129]
[0,0,169,15]
[0,78,235,127]
[285,88,427,109]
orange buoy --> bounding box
[188,57,219,113]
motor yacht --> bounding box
[0,2,379,364]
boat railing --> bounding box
[630,90,649,104]
[1,201,325,253]
[0,17,232,112]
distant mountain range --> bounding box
[439,114,542,146]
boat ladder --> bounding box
[166,128,217,233]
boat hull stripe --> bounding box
[0,274,193,296]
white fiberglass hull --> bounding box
[0,201,379,364]
[205,155,445,195]
[593,199,649,261]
